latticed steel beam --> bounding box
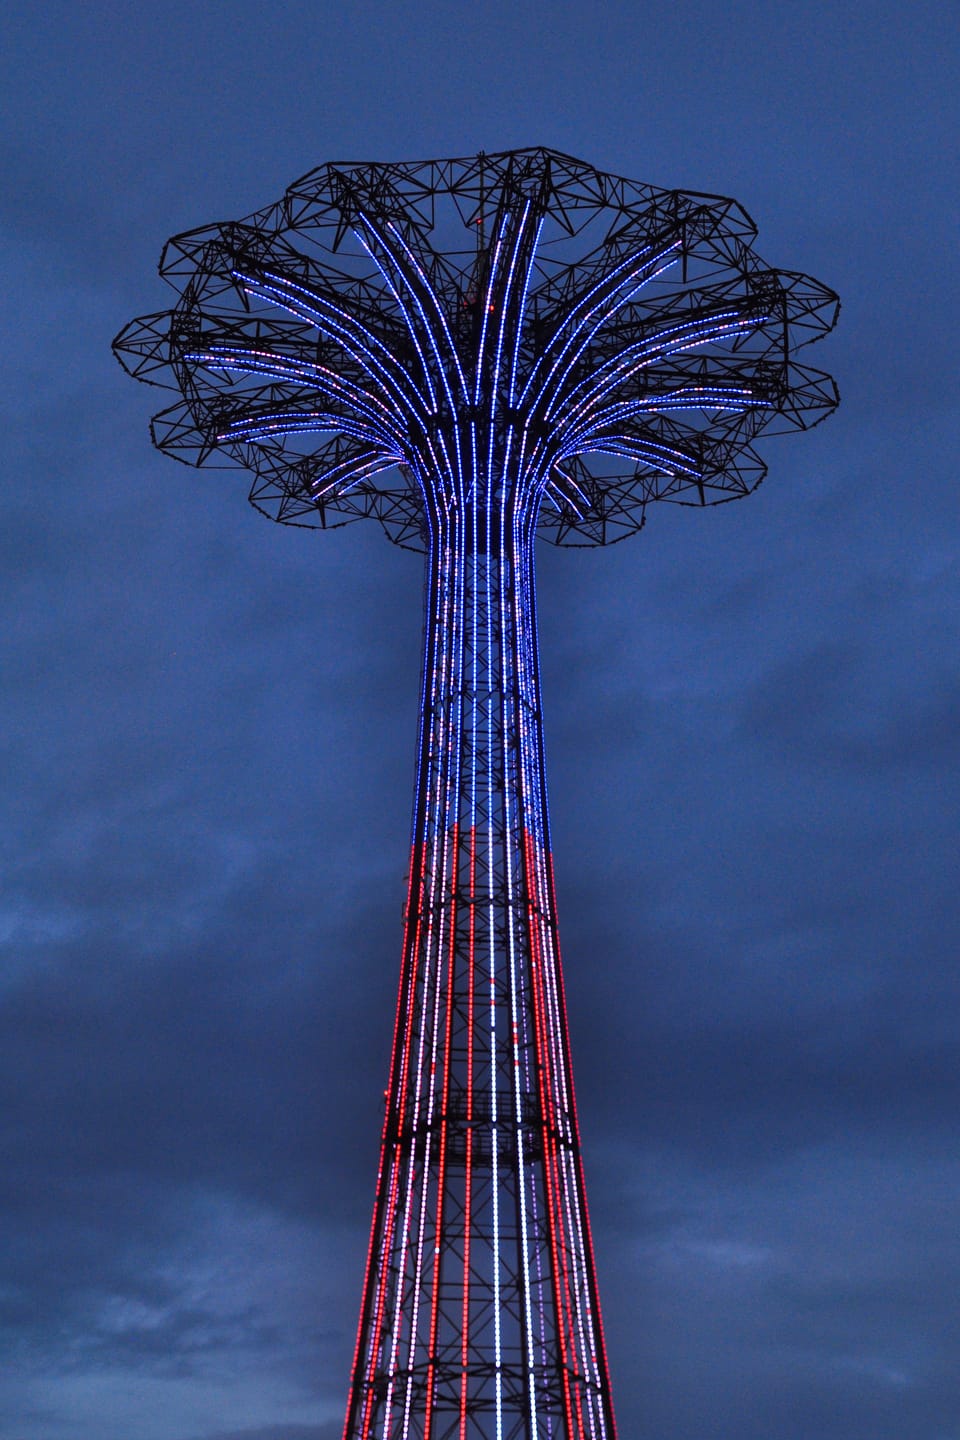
[114,147,838,1440]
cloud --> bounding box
[197,1427,338,1440]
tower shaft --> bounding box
[345,485,615,1440]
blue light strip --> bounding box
[509,216,546,406]
[356,216,469,496]
[555,311,759,430]
[537,251,683,423]
[184,344,400,437]
[517,239,662,410]
[381,220,470,400]
[474,213,510,407]
[235,270,431,436]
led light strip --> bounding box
[387,502,459,1440]
[501,479,539,1438]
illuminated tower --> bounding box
[114,149,838,1440]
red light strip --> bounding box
[363,527,454,1440]
[539,906,591,1439]
[546,848,618,1439]
[524,828,576,1440]
[345,841,419,1440]
[422,822,458,1440]
[398,546,462,1439]
[459,824,476,1440]
[360,832,428,1440]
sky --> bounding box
[1,2,958,1438]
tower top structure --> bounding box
[114,146,838,551]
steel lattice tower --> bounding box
[114,148,838,1440]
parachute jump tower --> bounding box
[114,148,838,1440]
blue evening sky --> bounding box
[1,3,957,1438]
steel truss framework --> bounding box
[114,148,838,1440]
